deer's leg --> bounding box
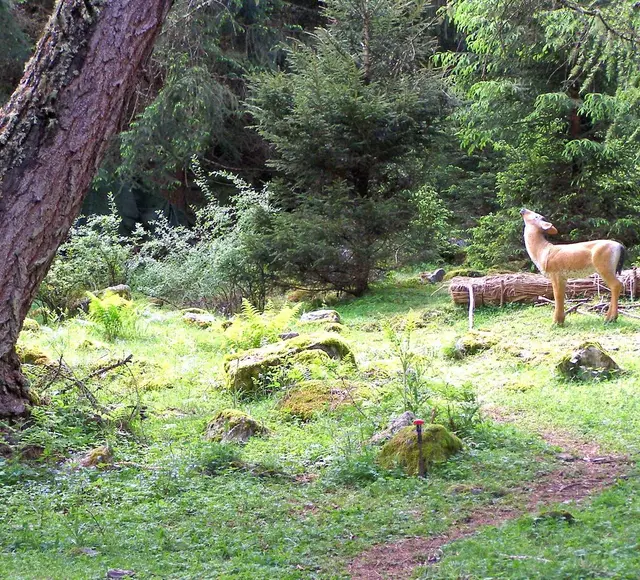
[601,272,623,323]
[551,276,566,326]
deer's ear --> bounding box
[540,220,557,234]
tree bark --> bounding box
[0,0,172,418]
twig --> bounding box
[576,308,599,317]
[467,283,475,330]
[617,309,640,321]
[564,303,582,316]
[87,354,133,379]
[500,554,551,563]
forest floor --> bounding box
[3,270,640,579]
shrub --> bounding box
[37,198,138,317]
[131,170,278,312]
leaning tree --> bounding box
[0,0,173,418]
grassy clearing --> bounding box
[3,275,640,578]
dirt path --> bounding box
[347,416,630,580]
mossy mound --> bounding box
[444,332,495,360]
[279,380,351,420]
[16,344,51,366]
[22,318,40,332]
[324,323,344,333]
[378,424,462,475]
[224,333,354,396]
[205,409,268,443]
[557,342,620,381]
[444,268,485,281]
[79,445,113,468]
[291,350,332,366]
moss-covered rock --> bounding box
[444,332,495,360]
[279,380,351,420]
[16,344,51,366]
[444,268,485,281]
[22,318,40,332]
[378,424,462,475]
[79,445,113,468]
[292,350,333,367]
[183,311,217,328]
[324,323,344,333]
[205,409,268,443]
[557,342,620,381]
[224,333,354,396]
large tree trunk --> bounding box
[0,0,172,418]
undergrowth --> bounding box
[3,279,640,579]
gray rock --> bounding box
[205,410,268,444]
[300,309,341,324]
[279,332,300,340]
[183,312,217,328]
[557,343,620,380]
[369,411,417,444]
[428,268,446,283]
[420,268,446,284]
[101,284,132,300]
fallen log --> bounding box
[449,269,640,307]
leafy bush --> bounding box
[131,170,278,313]
[37,198,138,317]
[197,443,243,476]
[322,449,384,487]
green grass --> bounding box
[419,478,640,579]
[4,282,640,578]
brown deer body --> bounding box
[520,208,625,325]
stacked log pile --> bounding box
[449,269,640,307]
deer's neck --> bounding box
[524,226,553,274]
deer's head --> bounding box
[520,208,558,235]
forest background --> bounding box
[2,0,640,315]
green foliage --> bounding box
[384,313,435,416]
[221,299,301,352]
[322,448,385,487]
[131,170,278,312]
[87,292,140,342]
[108,0,322,216]
[196,442,243,476]
[442,0,640,267]
[249,0,452,294]
[38,199,138,317]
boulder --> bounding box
[279,380,350,420]
[300,309,341,324]
[369,411,417,444]
[279,332,300,341]
[101,284,132,300]
[445,332,495,360]
[557,342,620,381]
[183,312,217,328]
[323,323,344,333]
[205,409,268,444]
[378,424,462,475]
[16,344,51,366]
[420,268,446,284]
[224,333,354,396]
[79,445,113,468]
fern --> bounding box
[87,292,138,342]
[221,300,302,352]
